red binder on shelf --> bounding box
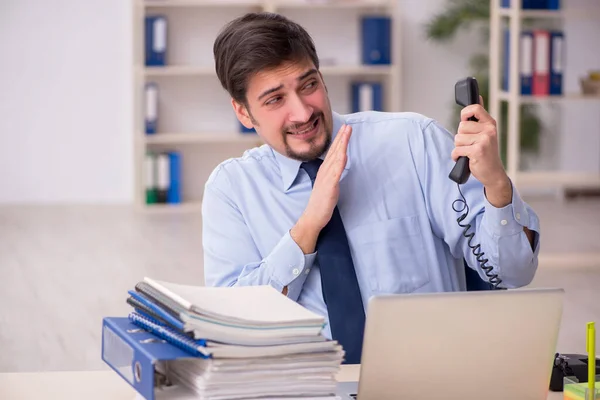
[532,30,550,96]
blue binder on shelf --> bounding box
[549,30,564,95]
[145,83,158,135]
[351,82,383,112]
[525,0,547,8]
[501,0,559,8]
[167,152,181,204]
[361,16,391,65]
[102,317,205,400]
[145,16,167,66]
[502,28,533,95]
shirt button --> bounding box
[501,219,508,226]
[305,268,311,275]
[292,268,300,276]
[516,213,521,220]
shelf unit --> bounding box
[133,0,401,212]
[488,0,600,194]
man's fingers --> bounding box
[460,104,494,124]
[456,121,481,135]
[338,125,352,158]
[451,145,472,162]
[454,133,478,147]
[454,130,493,148]
[323,124,346,163]
[328,155,347,185]
[337,124,351,152]
[320,125,351,183]
[324,124,351,165]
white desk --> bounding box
[0,365,564,399]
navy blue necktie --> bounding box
[301,159,366,364]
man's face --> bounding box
[233,59,333,162]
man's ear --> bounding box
[232,99,254,129]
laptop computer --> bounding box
[336,287,564,400]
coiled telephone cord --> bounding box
[452,183,503,290]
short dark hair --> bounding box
[213,12,319,106]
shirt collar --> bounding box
[272,111,350,192]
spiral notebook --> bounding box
[128,312,210,358]
[129,311,341,359]
[128,290,185,331]
[127,296,185,333]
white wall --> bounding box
[0,0,597,204]
[0,0,133,203]
[399,0,483,126]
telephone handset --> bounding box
[449,77,479,184]
[450,77,503,290]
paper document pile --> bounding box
[123,277,344,399]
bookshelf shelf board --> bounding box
[144,132,262,145]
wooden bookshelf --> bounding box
[134,0,401,213]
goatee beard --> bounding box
[283,113,331,162]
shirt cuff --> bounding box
[482,180,532,237]
[264,230,317,300]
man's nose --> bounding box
[288,95,313,123]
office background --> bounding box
[0,0,599,373]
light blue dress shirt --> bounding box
[202,111,540,339]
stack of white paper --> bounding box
[141,278,344,399]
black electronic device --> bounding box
[449,77,479,184]
[550,353,600,391]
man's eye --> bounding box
[304,81,316,90]
[266,96,281,105]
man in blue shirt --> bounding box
[203,12,539,363]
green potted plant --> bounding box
[424,0,542,168]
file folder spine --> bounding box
[361,16,391,65]
[502,28,509,92]
[502,0,558,8]
[156,153,169,203]
[145,83,158,135]
[101,318,157,400]
[502,29,533,95]
[168,152,181,204]
[549,30,564,95]
[532,30,550,96]
[524,0,547,8]
[351,82,383,112]
[145,16,167,66]
[145,152,157,205]
[520,31,534,95]
[102,317,198,400]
